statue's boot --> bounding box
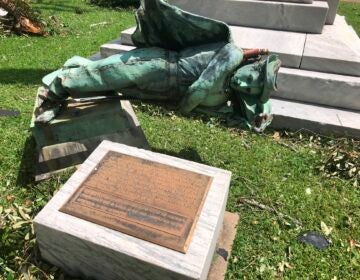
[34,87,63,123]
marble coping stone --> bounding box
[301,15,360,77]
[271,98,360,138]
[118,26,306,68]
[319,0,339,24]
[275,67,360,111]
[34,141,232,280]
[169,0,328,33]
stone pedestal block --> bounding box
[34,141,232,280]
[170,0,328,33]
[31,100,149,180]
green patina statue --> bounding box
[36,0,281,132]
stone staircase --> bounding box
[99,0,360,138]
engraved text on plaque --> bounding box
[60,151,213,253]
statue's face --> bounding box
[229,64,264,96]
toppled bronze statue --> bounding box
[35,0,281,132]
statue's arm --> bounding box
[179,43,243,114]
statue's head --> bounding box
[229,54,281,103]
[229,54,281,132]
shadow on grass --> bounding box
[16,136,37,186]
[152,147,207,165]
[34,1,88,12]
[0,69,53,85]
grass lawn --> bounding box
[0,1,359,279]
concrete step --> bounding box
[270,98,360,138]
[169,0,328,33]
[301,15,360,77]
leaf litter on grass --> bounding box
[271,129,360,185]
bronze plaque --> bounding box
[60,151,213,253]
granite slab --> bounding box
[275,67,360,110]
[301,15,360,77]
[34,141,232,280]
[118,26,306,68]
[170,0,328,33]
[271,98,360,138]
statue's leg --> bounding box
[42,48,174,101]
[36,48,176,123]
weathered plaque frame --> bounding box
[60,151,213,253]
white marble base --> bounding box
[34,141,232,280]
[275,67,360,111]
[301,15,360,77]
[271,98,360,138]
[118,26,306,68]
[169,0,328,33]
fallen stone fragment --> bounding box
[0,108,20,117]
[298,231,331,250]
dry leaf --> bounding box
[18,207,31,220]
[321,221,333,236]
[272,131,281,141]
[350,239,360,250]
[278,261,293,273]
[12,220,31,229]
[24,200,32,207]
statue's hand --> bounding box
[253,113,273,133]
[34,87,62,123]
